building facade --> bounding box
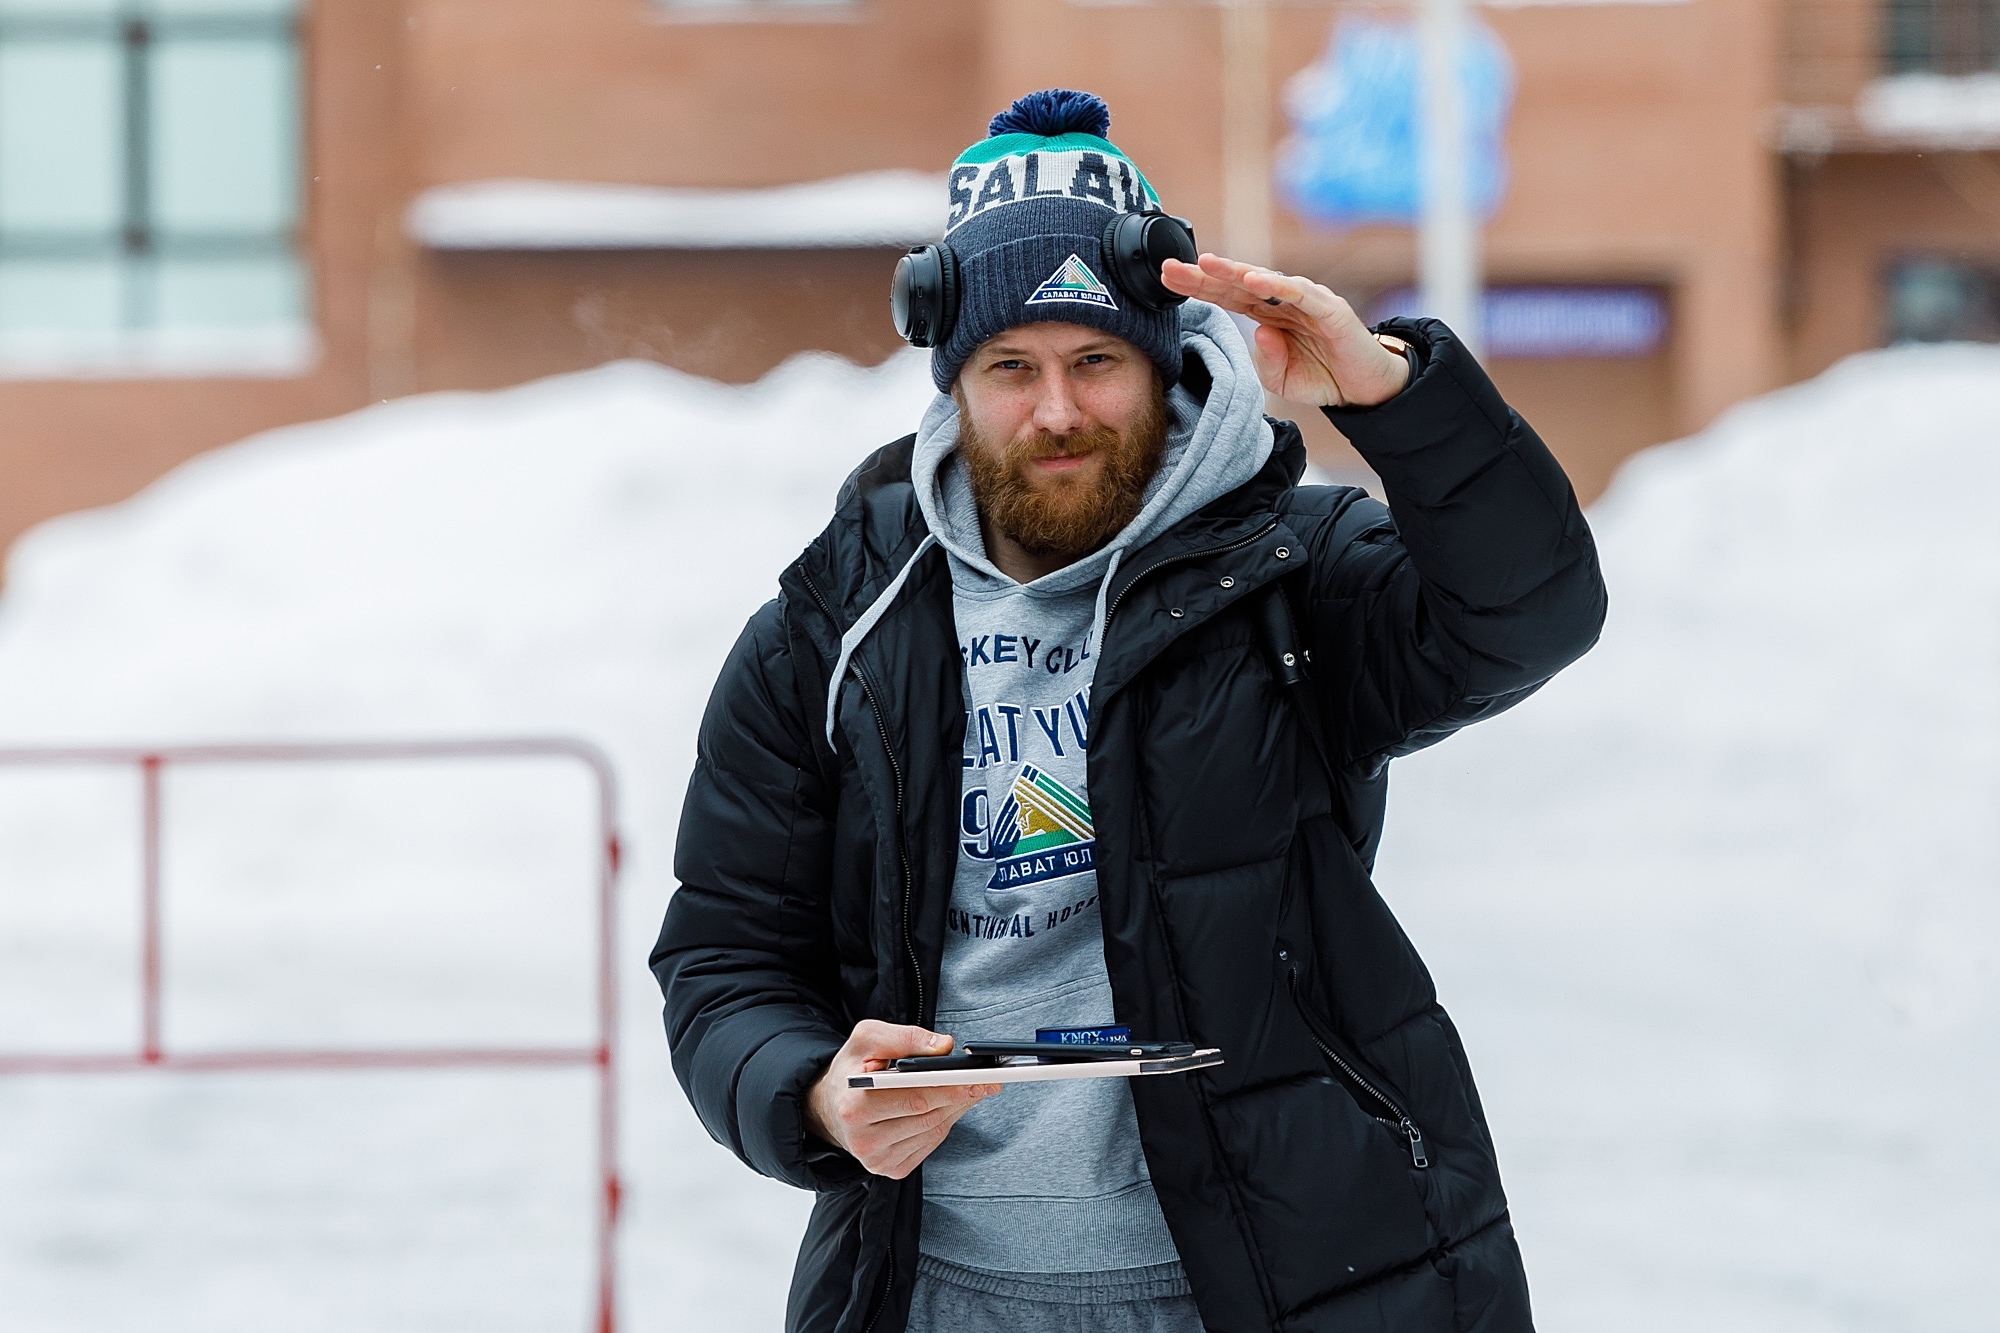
[0,0,1993,555]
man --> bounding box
[654,89,1606,1333]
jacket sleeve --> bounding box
[651,594,861,1192]
[1304,317,1608,766]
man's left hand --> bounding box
[1160,253,1410,409]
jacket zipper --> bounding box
[799,567,920,1332]
[1104,518,1281,623]
[797,568,925,1025]
[1286,967,1430,1170]
[860,1248,894,1333]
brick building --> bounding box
[0,0,1994,555]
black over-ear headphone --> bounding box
[890,209,1200,349]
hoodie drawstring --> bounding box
[1087,547,1123,671]
[824,537,1130,751]
[824,534,939,748]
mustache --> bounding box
[1006,425,1121,462]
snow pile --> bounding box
[0,351,936,1331]
[407,171,945,251]
[1375,343,2000,1332]
[0,339,1995,1331]
[1858,73,2000,147]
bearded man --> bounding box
[654,90,1607,1333]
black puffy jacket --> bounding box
[654,320,1607,1332]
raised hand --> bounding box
[1160,253,1410,409]
[804,1020,1002,1179]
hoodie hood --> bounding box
[824,300,1274,746]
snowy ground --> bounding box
[0,343,1993,1331]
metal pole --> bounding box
[139,754,163,1064]
[594,811,623,1333]
[1418,0,1482,352]
[0,738,625,1333]
[1221,0,1273,266]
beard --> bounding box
[958,386,1170,563]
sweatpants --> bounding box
[903,1254,1205,1333]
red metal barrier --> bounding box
[0,738,624,1333]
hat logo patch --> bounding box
[1026,254,1119,311]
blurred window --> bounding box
[1882,0,2000,75]
[658,0,857,14]
[1368,286,1670,359]
[0,0,305,372]
[1885,258,2000,342]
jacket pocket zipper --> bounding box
[1286,967,1430,1169]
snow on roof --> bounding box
[405,170,946,251]
[1,342,1996,1326]
[1858,73,2000,147]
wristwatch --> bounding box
[1373,332,1420,395]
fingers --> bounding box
[871,1091,998,1179]
[1251,324,1292,399]
[878,1082,990,1121]
[1159,257,1274,316]
[1162,255,1350,329]
[846,1079,995,1137]
[813,1021,1016,1176]
[849,1083,1003,1178]
[1213,256,1348,325]
[845,1019,952,1063]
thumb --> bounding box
[1252,323,1290,396]
[848,1020,952,1059]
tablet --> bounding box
[847,1048,1223,1089]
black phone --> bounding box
[961,1040,1196,1061]
[886,1052,997,1073]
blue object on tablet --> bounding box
[1036,1025,1132,1045]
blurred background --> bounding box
[7,0,2000,541]
[0,1,1994,1331]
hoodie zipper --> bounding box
[1104,518,1281,623]
[797,567,926,1026]
[1286,967,1430,1170]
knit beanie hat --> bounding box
[933,89,1181,391]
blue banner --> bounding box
[1279,16,1515,230]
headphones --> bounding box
[890,208,1200,348]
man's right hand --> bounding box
[805,1020,1002,1179]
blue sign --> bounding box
[1370,286,1670,359]
[1278,16,1515,229]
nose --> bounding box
[1030,368,1087,437]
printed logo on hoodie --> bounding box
[964,764,1096,891]
[959,627,1095,897]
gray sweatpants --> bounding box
[903,1255,1206,1333]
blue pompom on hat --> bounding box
[933,89,1182,391]
[987,87,1113,139]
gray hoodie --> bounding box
[821,301,1272,1280]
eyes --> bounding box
[985,352,1117,375]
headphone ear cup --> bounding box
[936,244,960,348]
[1103,211,1199,312]
[890,244,960,348]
